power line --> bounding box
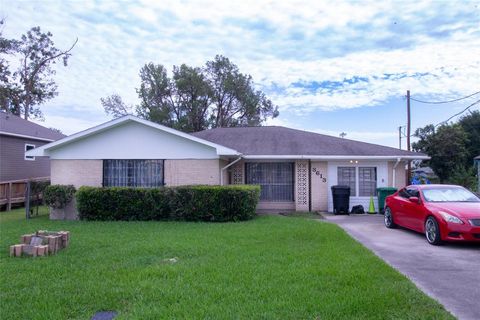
[410,90,480,104]
[435,99,480,127]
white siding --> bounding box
[47,121,218,160]
[327,160,388,212]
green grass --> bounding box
[279,211,324,219]
[0,207,453,319]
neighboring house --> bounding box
[28,115,428,212]
[411,166,437,183]
[0,112,65,181]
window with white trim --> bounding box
[24,144,35,161]
[337,167,356,196]
[359,167,377,196]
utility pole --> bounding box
[406,90,411,184]
[398,126,402,149]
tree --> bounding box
[0,24,77,120]
[458,110,480,166]
[100,94,132,118]
[135,63,174,126]
[172,64,211,132]
[0,19,20,113]
[205,55,279,127]
[102,55,279,132]
[413,124,469,183]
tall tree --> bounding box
[172,64,211,132]
[0,19,19,113]
[135,63,175,127]
[205,55,279,127]
[102,55,279,132]
[458,110,480,165]
[0,24,77,120]
[100,94,132,118]
[413,124,469,183]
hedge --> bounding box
[44,185,76,209]
[76,185,260,222]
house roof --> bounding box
[475,155,480,160]
[27,115,239,157]
[0,112,65,142]
[192,126,429,160]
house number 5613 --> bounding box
[312,168,327,183]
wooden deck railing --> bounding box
[0,177,50,211]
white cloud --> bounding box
[1,0,479,137]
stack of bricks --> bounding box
[10,230,70,257]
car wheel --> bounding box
[384,207,396,228]
[425,216,442,245]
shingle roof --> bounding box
[0,112,65,141]
[192,126,427,157]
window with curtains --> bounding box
[337,167,356,196]
[103,160,164,187]
[245,162,294,202]
[359,167,377,196]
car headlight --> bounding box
[438,211,464,224]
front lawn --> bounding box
[0,208,453,319]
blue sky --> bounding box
[2,0,479,147]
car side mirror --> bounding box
[409,196,420,204]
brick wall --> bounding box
[164,159,221,186]
[311,161,328,211]
[51,160,103,188]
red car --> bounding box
[384,184,480,245]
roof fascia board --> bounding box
[0,131,55,142]
[242,155,430,160]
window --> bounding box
[407,187,419,198]
[399,187,419,199]
[359,167,377,196]
[103,160,164,187]
[337,167,356,196]
[245,162,294,202]
[399,188,410,199]
[25,144,35,161]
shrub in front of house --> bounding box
[44,185,76,209]
[169,185,260,221]
[76,185,260,222]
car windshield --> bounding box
[422,187,480,202]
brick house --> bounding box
[0,112,65,182]
[28,115,428,212]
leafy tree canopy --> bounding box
[0,21,77,120]
[413,110,479,188]
[101,55,279,132]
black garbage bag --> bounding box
[351,205,365,214]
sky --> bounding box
[2,0,480,148]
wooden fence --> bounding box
[0,177,49,211]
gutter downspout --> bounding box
[220,155,243,185]
[392,158,402,188]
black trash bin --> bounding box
[331,185,351,215]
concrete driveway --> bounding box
[323,214,480,320]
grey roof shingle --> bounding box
[0,112,65,141]
[192,126,427,157]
